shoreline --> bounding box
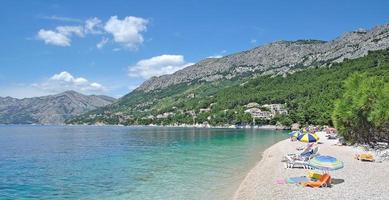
[1,123,291,130]
[233,131,389,200]
[233,139,286,200]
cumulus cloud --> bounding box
[32,71,106,94]
[128,55,194,79]
[104,16,148,49]
[37,29,71,46]
[37,26,84,46]
[37,16,148,48]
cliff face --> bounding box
[137,25,389,92]
[0,91,115,124]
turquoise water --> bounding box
[0,125,287,200]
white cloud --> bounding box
[37,29,71,46]
[85,17,103,34]
[33,71,106,94]
[250,39,257,44]
[37,26,84,47]
[37,15,148,49]
[56,26,84,37]
[96,37,109,49]
[104,16,148,49]
[128,55,194,79]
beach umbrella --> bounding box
[308,155,344,171]
[297,133,319,143]
[289,131,301,138]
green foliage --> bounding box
[332,73,389,144]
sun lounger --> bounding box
[287,146,319,161]
[284,155,313,169]
[301,173,331,188]
[355,153,375,162]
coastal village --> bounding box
[243,103,288,121]
[86,102,290,129]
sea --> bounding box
[0,125,287,200]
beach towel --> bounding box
[275,179,287,185]
[287,176,310,184]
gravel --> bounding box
[233,132,389,200]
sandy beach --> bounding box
[234,131,389,200]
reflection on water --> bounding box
[0,125,287,200]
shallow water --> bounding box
[0,125,287,200]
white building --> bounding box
[262,104,288,115]
[156,112,174,119]
[244,108,272,120]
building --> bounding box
[262,104,288,115]
[156,112,174,119]
[244,103,288,121]
[244,108,272,120]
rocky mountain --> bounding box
[138,24,389,92]
[0,91,116,124]
[68,24,389,126]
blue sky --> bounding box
[0,0,388,98]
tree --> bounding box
[332,73,389,144]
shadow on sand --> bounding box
[331,178,345,185]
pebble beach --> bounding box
[234,131,389,200]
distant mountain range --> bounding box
[0,91,115,124]
[67,24,389,126]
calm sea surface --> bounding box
[0,125,287,200]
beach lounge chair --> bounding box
[284,147,319,169]
[301,173,332,188]
[355,153,375,162]
[301,146,319,160]
[287,146,319,161]
[284,155,313,169]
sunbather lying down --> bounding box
[355,153,375,162]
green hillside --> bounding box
[67,49,389,126]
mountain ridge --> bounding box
[0,90,116,124]
[137,24,389,92]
